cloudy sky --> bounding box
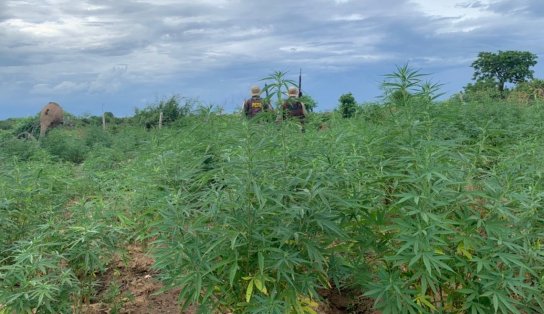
[1,0,543,119]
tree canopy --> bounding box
[471,50,538,92]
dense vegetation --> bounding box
[1,54,544,313]
[1,93,544,313]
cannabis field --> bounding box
[1,99,544,313]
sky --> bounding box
[1,0,543,119]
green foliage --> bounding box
[358,102,389,123]
[84,126,113,148]
[0,118,18,131]
[462,79,504,103]
[151,121,348,312]
[75,112,127,130]
[41,129,89,163]
[0,155,124,313]
[511,78,544,102]
[133,95,191,128]
[78,114,103,126]
[358,101,544,314]
[299,94,317,112]
[83,146,126,171]
[0,210,123,313]
[260,71,317,113]
[0,136,41,161]
[2,98,544,313]
[461,75,544,106]
[261,71,297,109]
[39,125,114,164]
[0,240,79,313]
[471,50,538,92]
[419,81,445,102]
[13,116,41,138]
[338,92,358,118]
[104,111,115,122]
[381,64,443,107]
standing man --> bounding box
[243,85,272,118]
[279,86,308,130]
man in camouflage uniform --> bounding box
[278,87,308,131]
[243,86,272,118]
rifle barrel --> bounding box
[298,69,302,97]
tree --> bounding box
[338,93,358,118]
[471,50,538,93]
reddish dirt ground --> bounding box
[85,245,376,313]
[85,245,187,314]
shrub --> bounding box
[83,146,126,171]
[41,129,89,163]
[133,95,192,128]
[512,79,544,102]
[0,240,79,313]
[462,79,504,102]
[359,102,390,123]
[83,126,113,148]
[0,136,40,161]
[13,116,40,138]
[338,92,358,118]
[0,118,18,131]
[299,94,318,112]
[151,122,349,313]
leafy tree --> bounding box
[338,93,358,118]
[471,50,538,93]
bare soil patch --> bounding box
[83,245,376,314]
[318,288,379,314]
[84,245,191,314]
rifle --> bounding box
[298,68,303,97]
